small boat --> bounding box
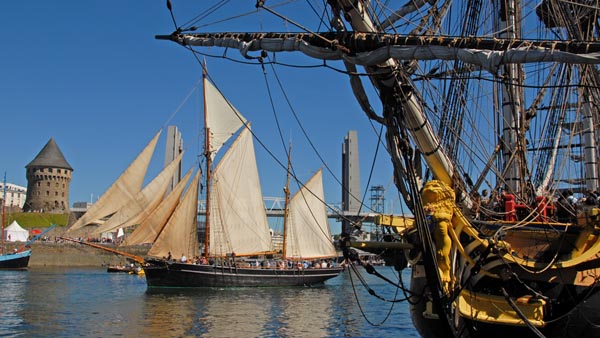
[1,173,54,270]
[106,264,136,273]
[0,224,56,270]
[0,250,31,270]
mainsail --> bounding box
[208,126,272,257]
[285,169,336,259]
[68,130,161,231]
[123,167,193,246]
[93,151,184,234]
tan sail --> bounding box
[204,77,247,156]
[209,126,272,257]
[285,169,336,259]
[68,130,162,231]
[148,169,200,259]
[92,151,184,234]
[123,168,193,246]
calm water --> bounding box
[0,266,419,337]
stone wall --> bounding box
[4,242,150,267]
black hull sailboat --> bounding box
[68,70,342,289]
[144,259,342,288]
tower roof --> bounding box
[26,138,73,171]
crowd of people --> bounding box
[163,251,339,270]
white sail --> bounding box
[148,170,200,259]
[205,77,247,156]
[209,126,272,256]
[68,130,162,231]
[285,169,336,259]
[123,168,193,246]
[92,151,184,234]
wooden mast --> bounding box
[1,172,6,255]
[281,144,292,259]
[203,63,212,259]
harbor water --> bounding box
[0,266,419,337]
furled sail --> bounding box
[209,126,272,257]
[164,33,600,73]
[204,77,247,156]
[147,169,200,259]
[68,130,162,231]
[92,151,184,234]
[123,168,193,246]
[285,169,336,259]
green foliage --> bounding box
[5,213,68,228]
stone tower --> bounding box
[23,138,73,213]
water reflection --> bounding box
[0,270,28,336]
[276,287,334,337]
[142,292,197,337]
[0,266,418,337]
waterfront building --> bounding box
[23,138,73,213]
[0,182,27,209]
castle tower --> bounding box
[23,138,73,213]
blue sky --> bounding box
[2,1,401,231]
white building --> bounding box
[0,183,27,209]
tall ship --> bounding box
[153,1,600,337]
[67,72,342,287]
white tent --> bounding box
[4,221,29,242]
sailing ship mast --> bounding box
[497,0,526,194]
[282,144,292,259]
[203,65,212,259]
[2,173,6,255]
